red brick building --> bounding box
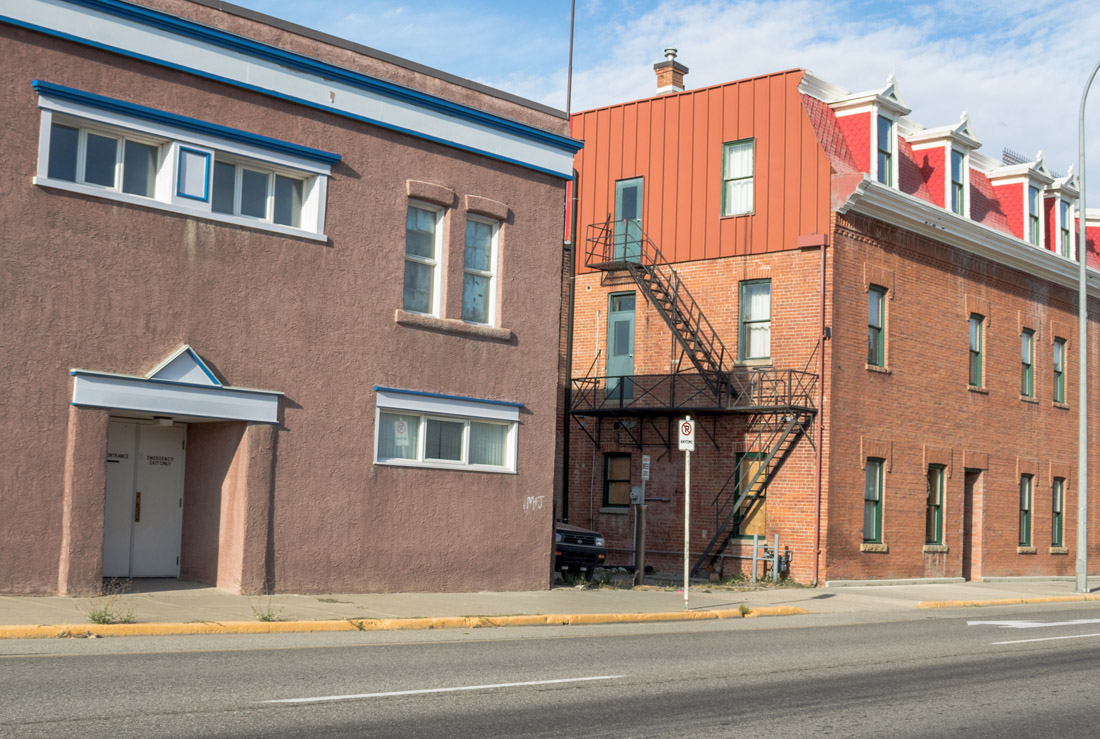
[563,54,1100,584]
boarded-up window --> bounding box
[736,453,766,537]
[604,453,631,507]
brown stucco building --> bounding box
[563,57,1100,584]
[1,0,580,595]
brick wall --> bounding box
[825,211,1100,581]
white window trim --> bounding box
[1026,183,1044,248]
[721,139,755,217]
[872,111,897,188]
[210,154,315,229]
[35,97,330,241]
[1057,198,1075,259]
[948,148,970,219]
[463,214,499,326]
[405,200,445,317]
[373,388,519,473]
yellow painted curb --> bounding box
[0,605,808,639]
[915,594,1100,609]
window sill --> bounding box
[860,542,888,553]
[865,364,890,374]
[1017,546,1037,555]
[720,210,754,219]
[967,385,988,394]
[1054,401,1070,410]
[34,177,328,242]
[599,506,629,515]
[394,310,514,342]
[735,358,771,367]
[922,544,948,554]
[1020,396,1039,404]
[1050,546,1069,555]
[374,459,515,475]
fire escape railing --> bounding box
[569,367,817,415]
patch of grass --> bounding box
[739,603,751,616]
[79,578,135,625]
[561,571,592,588]
[317,597,351,604]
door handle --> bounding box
[134,492,141,522]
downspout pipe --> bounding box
[562,169,579,523]
[813,234,828,587]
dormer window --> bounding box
[876,115,894,185]
[1028,186,1041,246]
[950,150,966,216]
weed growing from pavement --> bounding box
[561,572,591,588]
[79,578,135,625]
[739,603,751,616]
[316,597,351,604]
[245,581,284,622]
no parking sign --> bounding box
[678,418,695,452]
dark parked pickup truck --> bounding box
[554,522,606,580]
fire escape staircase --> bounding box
[583,217,733,405]
[580,218,817,576]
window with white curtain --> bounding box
[377,410,514,471]
[722,139,754,216]
[739,279,771,360]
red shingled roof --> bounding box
[800,93,860,175]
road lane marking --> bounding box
[264,675,627,704]
[992,632,1100,645]
[968,618,1100,629]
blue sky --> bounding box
[232,0,1100,176]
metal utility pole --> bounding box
[1076,59,1100,594]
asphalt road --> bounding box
[3,604,1100,738]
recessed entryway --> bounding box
[103,420,186,578]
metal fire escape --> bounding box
[570,217,817,577]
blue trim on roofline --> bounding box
[374,386,524,408]
[10,19,576,180]
[34,80,341,165]
[23,0,582,156]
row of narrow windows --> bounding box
[867,286,1067,402]
[865,461,1064,549]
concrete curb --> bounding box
[0,605,808,639]
[915,594,1100,609]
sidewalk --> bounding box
[3,577,1100,638]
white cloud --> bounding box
[482,0,1100,176]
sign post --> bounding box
[678,416,695,608]
[634,455,650,586]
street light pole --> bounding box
[1076,59,1100,594]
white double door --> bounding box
[103,421,186,578]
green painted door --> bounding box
[606,293,635,400]
[614,177,643,262]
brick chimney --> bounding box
[654,48,688,95]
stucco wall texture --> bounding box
[1,20,567,594]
